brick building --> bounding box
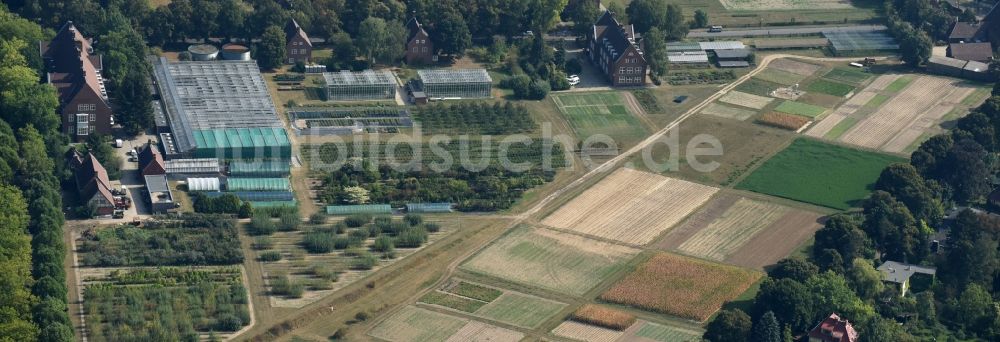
[40,21,113,141]
[285,19,312,64]
[588,11,648,87]
[405,17,435,65]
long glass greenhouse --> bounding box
[326,204,392,215]
[323,70,397,101]
[226,178,291,192]
[405,203,453,213]
[417,69,492,99]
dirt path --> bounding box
[621,91,658,132]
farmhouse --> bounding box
[878,261,936,297]
[40,21,113,141]
[151,57,291,160]
[137,141,166,177]
[807,313,858,342]
[405,17,435,65]
[416,69,492,99]
[68,150,115,216]
[947,42,993,63]
[588,11,647,87]
[284,19,312,64]
[323,70,397,101]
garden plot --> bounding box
[460,226,639,296]
[657,194,825,268]
[600,253,762,321]
[701,103,758,121]
[839,75,981,152]
[629,321,705,342]
[770,59,822,76]
[369,306,523,342]
[542,168,719,245]
[806,74,902,138]
[418,279,568,329]
[755,68,809,86]
[774,100,827,118]
[551,321,627,342]
[719,0,856,10]
[719,90,775,110]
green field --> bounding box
[961,87,991,106]
[735,78,784,97]
[774,100,828,118]
[737,139,906,210]
[806,79,857,97]
[635,322,704,342]
[460,226,639,296]
[369,306,468,342]
[864,94,890,108]
[754,68,808,86]
[824,117,859,140]
[822,68,871,84]
[553,92,649,147]
[420,291,488,313]
[884,76,913,92]
[475,292,567,328]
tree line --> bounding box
[706,92,1000,341]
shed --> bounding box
[667,51,709,64]
[665,42,703,52]
[144,174,175,214]
[326,204,393,215]
[417,69,492,99]
[698,41,746,51]
[714,49,751,60]
[948,42,994,62]
[165,158,222,176]
[323,70,397,101]
[927,56,967,78]
[186,177,221,191]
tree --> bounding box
[0,39,60,133]
[663,4,688,40]
[910,134,953,178]
[256,25,286,70]
[0,184,37,341]
[805,272,876,327]
[768,258,819,282]
[328,32,357,66]
[847,258,884,301]
[862,191,926,262]
[217,0,247,41]
[431,10,471,56]
[704,309,751,342]
[955,284,994,332]
[752,311,781,342]
[945,138,990,203]
[941,210,998,292]
[874,163,943,225]
[116,70,153,136]
[861,315,911,342]
[190,0,221,41]
[753,278,813,332]
[607,2,626,23]
[626,0,667,34]
[813,215,872,268]
[693,9,709,28]
[567,0,602,35]
[341,186,370,204]
[643,29,669,77]
[357,17,406,64]
[897,23,931,66]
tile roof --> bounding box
[74,152,114,205]
[949,42,994,62]
[807,313,858,342]
[406,17,429,42]
[592,11,644,64]
[950,22,979,40]
[285,19,312,47]
[40,21,109,109]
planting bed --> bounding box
[769,59,822,76]
[551,321,627,342]
[369,305,523,342]
[418,279,568,328]
[774,100,827,118]
[542,168,719,245]
[599,253,762,321]
[755,68,808,86]
[553,92,649,147]
[719,0,856,10]
[806,78,856,97]
[701,103,758,121]
[571,304,637,331]
[632,321,705,342]
[822,67,872,84]
[758,112,811,131]
[719,90,775,110]
[460,226,639,296]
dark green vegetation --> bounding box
[822,68,872,85]
[413,102,535,135]
[83,267,249,341]
[304,139,565,211]
[706,93,1000,342]
[419,291,487,313]
[885,0,954,66]
[78,215,244,267]
[737,139,905,210]
[192,193,254,218]
[297,214,431,257]
[805,79,856,97]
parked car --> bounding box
[567,75,580,83]
[113,139,123,148]
[709,25,723,33]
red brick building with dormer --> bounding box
[588,11,647,87]
[40,21,113,141]
[285,19,312,64]
[405,17,435,65]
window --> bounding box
[421,47,427,53]
[76,115,89,136]
[69,114,75,123]
[619,67,626,74]
[78,103,96,111]
[90,114,96,122]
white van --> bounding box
[709,25,723,33]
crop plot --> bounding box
[657,195,824,268]
[631,321,705,342]
[460,226,639,296]
[419,279,568,328]
[806,78,856,97]
[599,253,762,321]
[774,100,828,118]
[552,92,649,146]
[735,78,785,97]
[822,67,872,84]
[805,74,901,138]
[719,90,775,109]
[552,321,627,342]
[770,59,822,76]
[542,168,718,245]
[719,0,856,10]
[737,138,905,210]
[755,68,809,86]
[369,306,524,342]
[701,103,758,121]
[758,112,811,131]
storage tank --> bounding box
[188,44,218,61]
[221,43,251,61]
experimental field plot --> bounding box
[551,321,626,342]
[755,68,810,86]
[600,253,762,321]
[369,306,524,342]
[542,168,719,245]
[719,0,856,10]
[736,138,906,210]
[719,90,775,110]
[460,226,640,296]
[417,279,568,329]
[657,194,825,269]
[701,103,759,121]
[552,92,649,147]
[770,59,823,76]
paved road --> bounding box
[688,24,887,38]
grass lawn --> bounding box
[774,100,827,118]
[754,68,808,86]
[824,117,859,140]
[553,92,649,148]
[884,76,913,92]
[961,87,991,106]
[735,78,784,97]
[806,79,857,97]
[822,68,871,84]
[736,138,906,210]
[475,292,567,329]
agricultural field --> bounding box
[774,100,827,118]
[754,68,809,86]
[655,0,880,27]
[822,67,873,84]
[552,92,649,148]
[719,0,856,10]
[368,306,524,342]
[542,168,718,245]
[656,194,824,268]
[769,59,823,76]
[737,138,906,210]
[718,90,774,110]
[816,75,986,153]
[412,101,536,135]
[638,115,795,186]
[253,214,472,308]
[757,112,811,131]
[551,320,626,342]
[805,78,857,97]
[77,215,243,267]
[418,279,568,329]
[701,103,758,121]
[460,226,639,296]
[631,321,705,342]
[599,253,763,321]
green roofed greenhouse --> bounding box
[326,204,392,215]
[229,160,291,177]
[192,128,291,159]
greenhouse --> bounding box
[824,30,899,56]
[417,69,492,99]
[406,203,453,213]
[229,160,291,177]
[226,178,291,192]
[165,158,222,175]
[323,70,397,101]
[250,201,298,208]
[191,127,291,160]
[326,204,392,215]
[186,177,221,191]
[203,191,295,202]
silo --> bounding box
[188,44,219,61]
[221,43,251,61]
